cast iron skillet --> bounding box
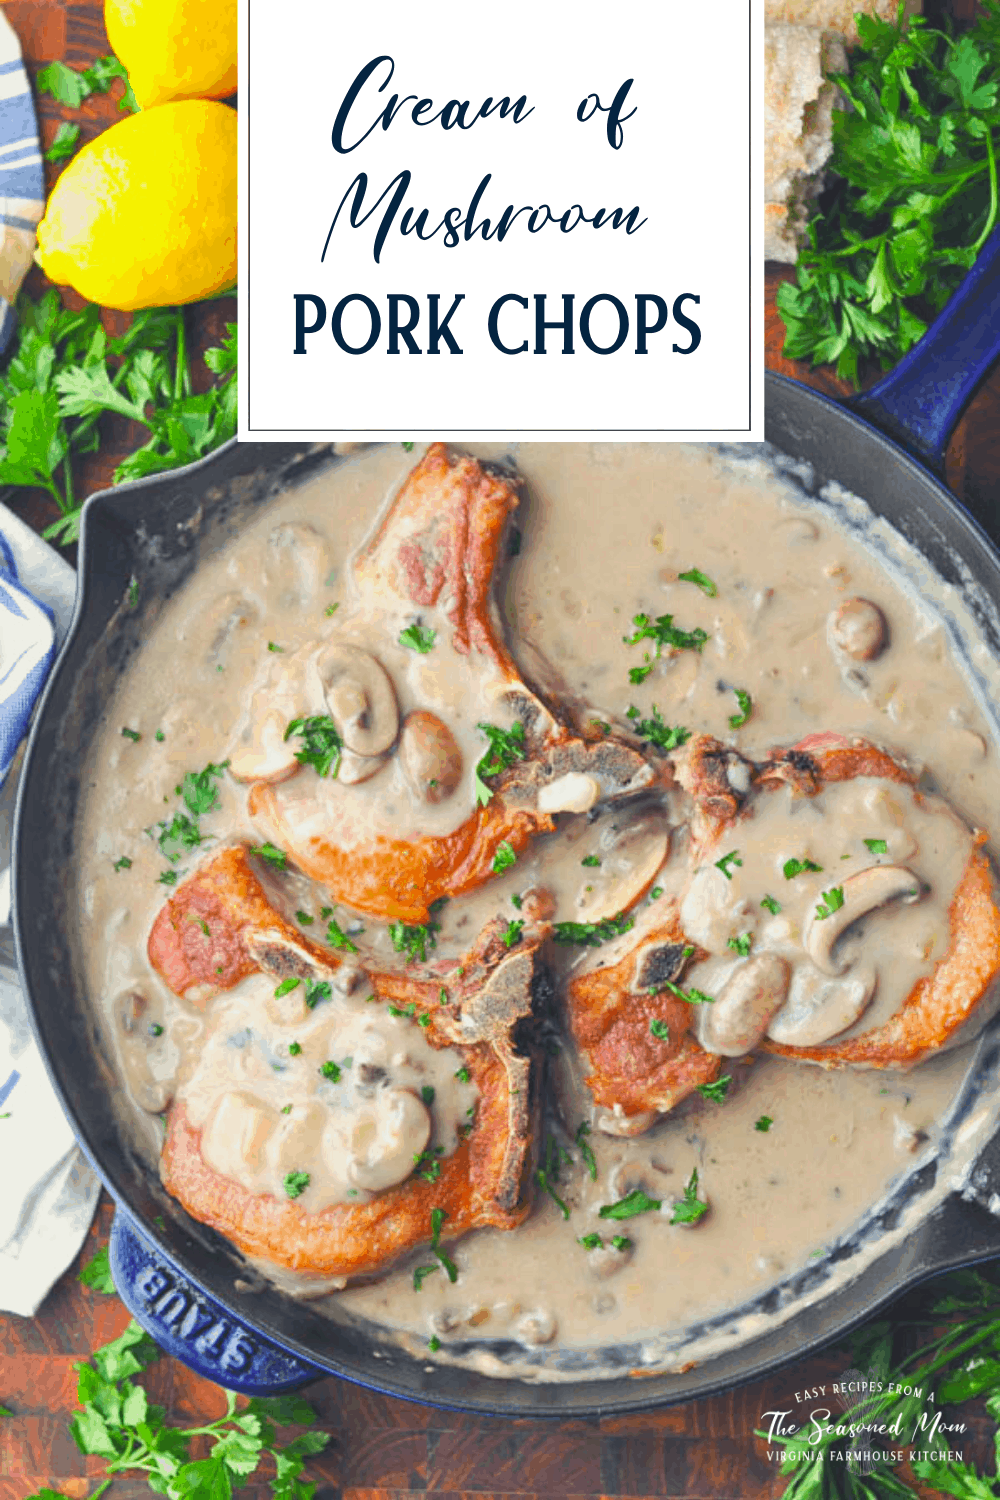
[12,228,1000,1414]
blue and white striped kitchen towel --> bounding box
[0,502,98,1319]
[0,6,44,355]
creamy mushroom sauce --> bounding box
[76,442,1000,1377]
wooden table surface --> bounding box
[1,3,999,1498]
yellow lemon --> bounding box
[105,0,237,110]
[35,100,236,311]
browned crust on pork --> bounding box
[354,441,522,668]
[764,838,1000,1068]
[152,845,542,1277]
[566,912,720,1117]
[248,444,652,922]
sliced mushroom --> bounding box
[596,1105,658,1138]
[323,1086,431,1192]
[804,865,922,977]
[265,523,331,602]
[514,1308,557,1345]
[828,598,888,661]
[698,953,791,1056]
[338,747,390,786]
[229,708,300,784]
[205,593,258,664]
[398,710,463,803]
[587,1240,634,1278]
[202,1091,278,1186]
[576,813,670,924]
[315,642,399,756]
[767,963,877,1047]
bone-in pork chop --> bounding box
[151,845,547,1279]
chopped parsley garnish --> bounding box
[398,623,437,653]
[455,1066,470,1083]
[814,886,846,920]
[552,911,635,947]
[155,730,165,742]
[474,720,526,805]
[287,1042,302,1056]
[504,919,525,948]
[715,850,743,880]
[281,1104,292,1114]
[325,602,339,617]
[428,1334,441,1351]
[121,726,141,742]
[126,575,139,608]
[113,856,132,872]
[755,1115,774,1133]
[284,714,343,780]
[430,1207,458,1281]
[649,885,663,901]
[784,856,823,880]
[600,1188,662,1220]
[156,812,202,863]
[296,910,314,925]
[492,840,517,874]
[589,718,611,735]
[157,869,180,886]
[670,1168,708,1224]
[510,893,522,909]
[149,1023,164,1038]
[575,1121,597,1180]
[438,987,448,1005]
[697,1075,732,1103]
[389,910,442,964]
[413,1265,437,1291]
[320,1060,341,1082]
[413,1147,444,1183]
[661,979,715,1005]
[274,977,301,998]
[624,611,709,684]
[611,1236,632,1251]
[305,979,332,1008]
[761,894,781,915]
[536,1137,571,1220]
[625,703,692,753]
[649,1017,671,1041]
[727,932,752,957]
[421,1085,435,1105]
[267,641,284,653]
[250,841,287,870]
[325,919,358,953]
[578,1232,603,1250]
[283,1171,310,1199]
[864,837,889,855]
[179,761,227,816]
[678,567,718,597]
[581,854,601,868]
[728,687,753,729]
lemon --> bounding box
[35,101,237,311]
[105,0,237,110]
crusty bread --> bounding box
[765,0,921,40]
[764,0,923,262]
[765,23,847,261]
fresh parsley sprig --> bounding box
[0,293,237,548]
[10,1315,331,1499]
[777,6,1000,385]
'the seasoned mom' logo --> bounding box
[760,1365,968,1474]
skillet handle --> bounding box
[107,1208,325,1394]
[850,222,1000,472]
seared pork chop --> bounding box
[243,444,653,922]
[151,845,547,1279]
